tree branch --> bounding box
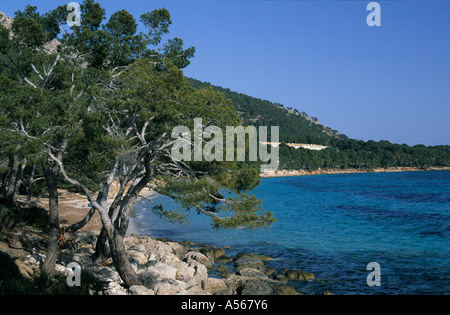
[47,145,106,213]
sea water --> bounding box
[130,171,450,295]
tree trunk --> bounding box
[99,213,141,287]
[93,183,127,262]
[42,160,60,275]
[26,164,36,202]
[12,160,26,205]
[1,173,6,193]
[94,176,150,287]
[92,227,109,264]
[4,155,20,206]
[42,138,68,274]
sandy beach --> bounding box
[17,185,157,235]
[260,166,450,178]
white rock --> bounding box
[160,252,181,264]
[145,261,177,281]
[127,249,148,265]
[185,251,210,266]
[98,266,121,282]
[168,262,195,280]
[186,286,211,295]
[153,280,187,295]
[203,278,227,294]
[238,267,269,279]
[128,285,155,295]
[193,264,208,279]
[55,264,70,275]
[105,282,127,295]
[168,242,188,258]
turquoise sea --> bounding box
[130,171,450,295]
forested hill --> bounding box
[187,78,450,170]
[187,77,347,145]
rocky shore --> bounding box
[0,225,326,295]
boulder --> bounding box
[238,267,269,279]
[15,260,34,278]
[184,251,214,270]
[128,285,155,295]
[168,241,188,259]
[160,252,181,264]
[145,261,178,281]
[199,245,226,259]
[97,266,122,282]
[193,263,208,279]
[281,268,315,281]
[168,261,196,280]
[183,264,208,291]
[127,249,148,265]
[203,277,227,295]
[186,286,211,295]
[105,282,128,295]
[233,252,274,261]
[215,255,233,264]
[234,255,264,270]
[217,265,228,272]
[153,280,187,295]
[225,275,299,295]
[124,235,140,248]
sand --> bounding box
[17,186,156,235]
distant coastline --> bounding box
[261,166,450,178]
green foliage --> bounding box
[80,0,106,31]
[152,204,188,225]
[0,202,49,233]
[105,10,137,37]
[187,78,345,145]
[163,38,196,69]
[58,3,194,69]
[155,174,273,230]
[0,25,10,54]
[0,252,36,295]
[11,5,46,48]
[32,268,104,295]
[278,140,450,171]
[0,252,105,295]
[212,193,276,230]
[140,8,171,45]
[235,167,261,192]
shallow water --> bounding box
[130,171,450,295]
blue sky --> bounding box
[2,0,450,146]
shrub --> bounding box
[0,252,36,295]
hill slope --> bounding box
[187,78,450,171]
[187,77,347,145]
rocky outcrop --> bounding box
[0,226,326,295]
[0,12,13,29]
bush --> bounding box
[32,267,106,295]
[0,201,49,234]
[0,252,36,295]
[0,251,106,295]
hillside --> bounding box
[187,77,347,145]
[187,78,450,171]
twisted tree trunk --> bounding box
[3,154,20,206]
[42,139,68,275]
[42,160,60,275]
